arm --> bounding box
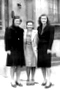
[4,27,11,54]
[23,29,27,50]
[32,30,38,48]
[47,26,54,53]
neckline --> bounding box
[41,25,49,35]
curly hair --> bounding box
[38,14,50,27]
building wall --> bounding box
[12,0,26,28]
[0,0,60,36]
[11,0,35,29]
[34,0,60,29]
[35,0,48,29]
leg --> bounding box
[41,68,47,84]
[16,66,23,86]
[31,67,36,81]
[26,67,31,85]
[45,67,52,88]
[26,67,30,81]
[16,66,21,82]
[10,66,16,86]
[46,68,51,86]
[30,67,36,85]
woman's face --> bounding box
[41,15,47,25]
[14,18,20,26]
[27,22,33,31]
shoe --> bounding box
[26,80,35,86]
[41,82,46,86]
[31,79,35,85]
[30,81,35,85]
[26,80,32,86]
[16,81,23,86]
[27,79,29,81]
[26,82,30,85]
[45,83,52,88]
[11,83,16,88]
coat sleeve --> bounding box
[37,26,41,45]
[48,26,54,50]
[32,30,38,47]
[4,27,11,51]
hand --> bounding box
[7,51,11,55]
[47,49,51,54]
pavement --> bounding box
[0,66,60,90]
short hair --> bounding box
[38,14,50,27]
[26,20,34,25]
[26,20,34,29]
[12,16,22,26]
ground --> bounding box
[0,66,60,90]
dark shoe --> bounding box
[45,83,52,88]
[41,82,46,86]
[16,81,23,86]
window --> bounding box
[5,0,9,27]
[48,0,60,24]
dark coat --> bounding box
[5,25,25,66]
[37,25,54,67]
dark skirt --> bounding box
[6,50,25,67]
[37,44,51,68]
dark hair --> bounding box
[26,20,34,29]
[38,14,50,27]
[12,16,22,26]
[26,20,34,25]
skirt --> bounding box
[37,44,51,68]
[6,50,25,67]
[24,44,37,67]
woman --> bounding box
[5,16,25,87]
[24,21,37,85]
[37,14,54,88]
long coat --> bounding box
[37,25,54,67]
[5,25,25,66]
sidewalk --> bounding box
[0,66,60,90]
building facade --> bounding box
[0,0,60,38]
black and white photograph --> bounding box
[0,0,60,90]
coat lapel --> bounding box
[41,25,49,35]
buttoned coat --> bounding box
[5,25,25,66]
[37,25,54,67]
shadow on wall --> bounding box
[54,26,60,39]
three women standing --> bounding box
[5,14,54,88]
[5,16,25,87]
[37,14,54,88]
